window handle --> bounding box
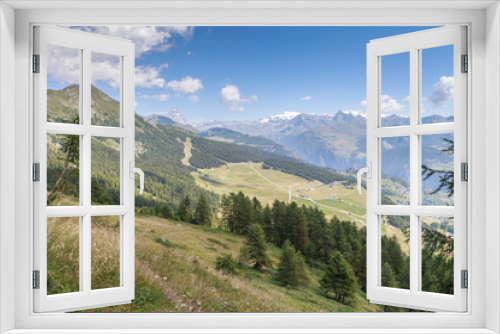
[357,162,372,195]
[129,162,144,195]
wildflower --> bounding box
[163,277,168,281]
[160,284,164,287]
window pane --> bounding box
[381,137,410,205]
[421,45,454,124]
[91,215,121,290]
[421,133,454,206]
[380,52,410,127]
[91,137,120,205]
[380,215,410,289]
[421,216,454,295]
[91,52,121,127]
[47,44,81,124]
[47,134,80,206]
[47,216,80,295]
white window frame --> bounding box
[33,26,136,313]
[366,26,467,312]
[1,1,499,333]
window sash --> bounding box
[32,25,136,313]
[366,26,468,312]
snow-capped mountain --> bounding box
[194,110,453,174]
[166,107,187,124]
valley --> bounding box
[45,85,453,313]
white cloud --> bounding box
[220,84,257,112]
[50,26,195,91]
[187,51,192,56]
[189,95,199,103]
[72,26,194,57]
[46,44,81,87]
[380,94,405,114]
[166,76,204,94]
[402,95,410,103]
[426,76,454,107]
[135,64,168,88]
[301,95,312,101]
[360,95,405,116]
[140,94,171,101]
[47,44,168,90]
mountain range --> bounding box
[146,108,454,182]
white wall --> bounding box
[0,2,16,333]
[486,2,500,333]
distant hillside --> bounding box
[144,113,198,133]
[196,111,454,183]
[199,127,290,156]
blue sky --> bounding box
[47,26,454,123]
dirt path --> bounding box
[182,137,192,166]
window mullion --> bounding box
[82,47,92,293]
[409,47,420,294]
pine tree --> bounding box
[194,193,213,226]
[176,195,193,223]
[295,210,309,253]
[381,262,398,288]
[240,224,271,269]
[155,202,174,219]
[220,193,234,232]
[310,208,334,264]
[261,205,275,243]
[277,240,310,288]
[320,251,357,304]
[303,241,316,264]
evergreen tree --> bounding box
[155,202,174,219]
[303,241,316,264]
[240,224,271,269]
[320,251,357,304]
[194,193,213,226]
[176,195,193,223]
[295,210,308,252]
[261,205,275,243]
[381,262,398,288]
[277,240,310,288]
[252,197,263,226]
[91,177,112,205]
[272,200,287,245]
[310,208,334,264]
[220,193,234,232]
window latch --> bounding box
[357,162,372,195]
[129,162,144,194]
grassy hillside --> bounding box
[192,162,409,252]
[45,213,384,312]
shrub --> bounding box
[215,254,238,275]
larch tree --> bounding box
[320,251,357,304]
[277,240,310,288]
[194,193,213,226]
[241,224,271,269]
